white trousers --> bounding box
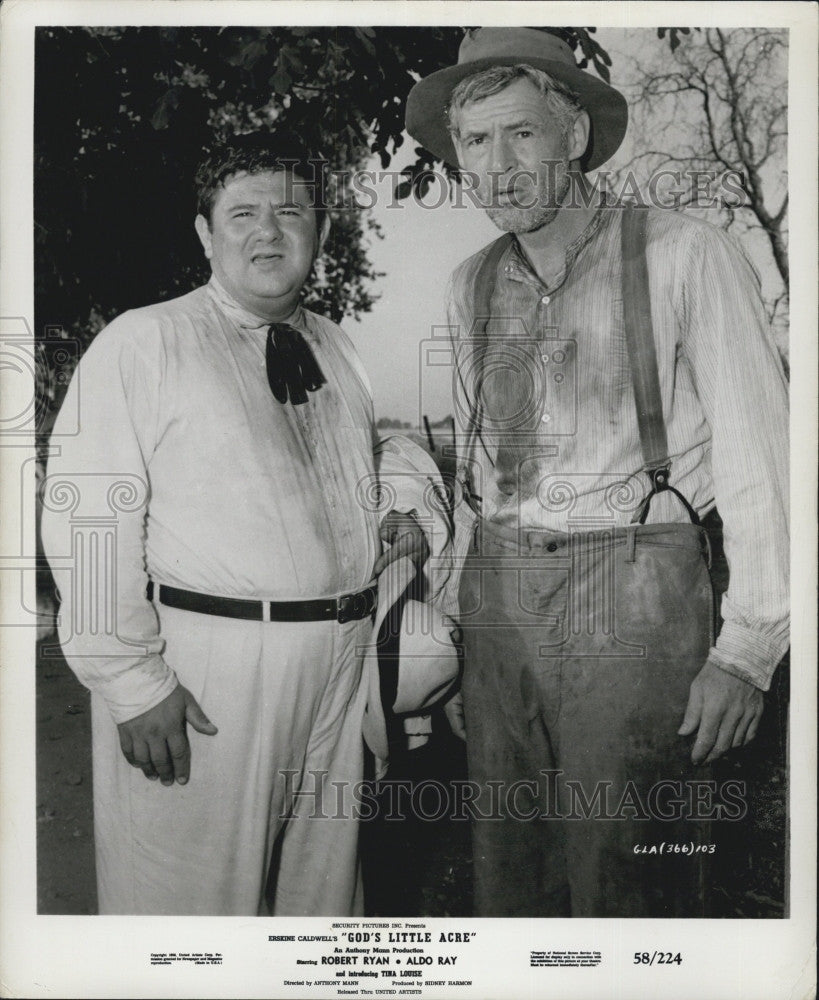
[91,603,371,915]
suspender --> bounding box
[458,233,513,476]
[621,206,700,526]
[459,207,699,526]
[620,206,669,471]
[472,233,516,337]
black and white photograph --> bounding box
[0,2,815,998]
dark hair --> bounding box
[194,131,328,231]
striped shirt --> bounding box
[444,204,789,690]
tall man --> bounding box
[407,28,789,916]
[41,133,444,915]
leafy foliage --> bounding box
[35,26,412,337]
[657,27,694,54]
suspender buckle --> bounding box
[632,463,701,527]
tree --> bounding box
[35,26,411,337]
[609,28,788,336]
[34,26,459,425]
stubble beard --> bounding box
[485,158,572,235]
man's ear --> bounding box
[568,110,591,165]
[195,214,213,259]
[316,213,331,257]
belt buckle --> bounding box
[337,593,353,624]
[337,590,370,624]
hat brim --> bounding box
[361,556,460,764]
[405,56,628,172]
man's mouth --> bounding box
[491,187,533,209]
[251,251,284,264]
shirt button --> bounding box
[541,413,551,424]
[540,294,551,305]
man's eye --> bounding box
[232,211,253,218]
[466,136,485,148]
[517,130,534,139]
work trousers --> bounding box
[459,518,719,917]
[92,603,371,915]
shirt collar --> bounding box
[504,204,609,291]
[206,274,306,333]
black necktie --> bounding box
[265,323,326,405]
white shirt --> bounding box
[42,277,448,722]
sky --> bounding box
[345,149,497,426]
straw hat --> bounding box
[405,27,628,171]
[362,556,461,763]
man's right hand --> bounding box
[117,683,218,786]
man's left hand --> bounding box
[373,510,429,576]
[678,658,764,765]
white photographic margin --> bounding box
[1,2,816,998]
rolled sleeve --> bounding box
[681,225,790,689]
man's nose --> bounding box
[257,210,283,240]
[488,133,516,175]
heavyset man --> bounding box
[407,28,789,916]
[41,134,445,916]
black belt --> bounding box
[146,581,377,624]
